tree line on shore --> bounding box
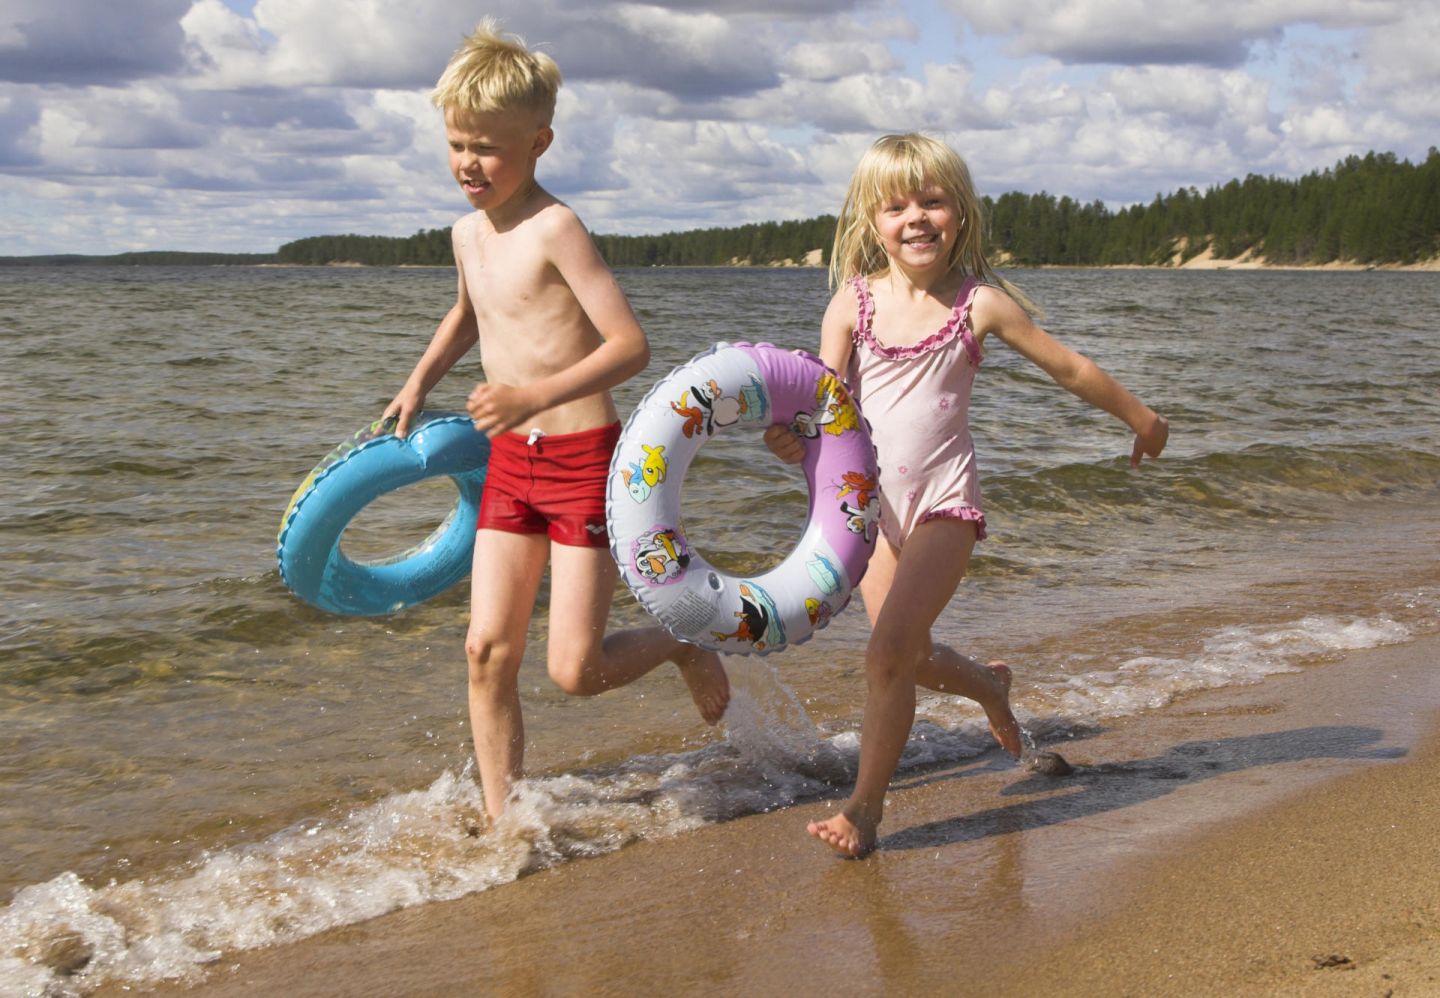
[991,149,1440,266]
[272,148,1439,268]
[0,251,276,266]
[7,149,1435,268]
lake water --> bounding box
[1,264,1438,994]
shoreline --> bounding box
[105,631,1440,997]
[6,256,1439,272]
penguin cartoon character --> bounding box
[711,582,785,651]
[633,527,690,585]
[841,497,880,543]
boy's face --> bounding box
[444,107,553,214]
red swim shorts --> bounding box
[476,422,621,547]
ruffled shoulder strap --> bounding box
[953,278,983,367]
[848,275,874,348]
[851,274,983,365]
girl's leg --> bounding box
[465,529,550,819]
[809,519,978,856]
[919,648,1021,757]
[546,542,729,723]
[856,528,1021,756]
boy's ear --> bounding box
[531,127,554,159]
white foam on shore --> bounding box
[0,612,1415,996]
[1026,613,1413,722]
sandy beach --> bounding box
[100,630,1440,997]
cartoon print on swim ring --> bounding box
[606,342,878,655]
[277,412,490,616]
[631,525,691,586]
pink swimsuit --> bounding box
[847,275,988,547]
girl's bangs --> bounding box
[859,148,946,210]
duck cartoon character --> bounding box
[791,372,859,439]
[834,471,877,510]
[815,372,860,435]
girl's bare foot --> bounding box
[676,645,729,724]
[807,807,878,858]
[982,661,1022,758]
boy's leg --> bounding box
[808,519,977,857]
[466,528,549,819]
[545,541,730,724]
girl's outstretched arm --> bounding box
[972,285,1168,465]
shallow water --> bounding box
[1,265,1438,994]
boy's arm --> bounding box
[974,285,1168,466]
[466,210,649,436]
[384,254,479,438]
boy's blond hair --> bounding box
[431,18,561,124]
[830,132,1038,315]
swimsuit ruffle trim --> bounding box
[851,276,983,366]
[918,504,987,541]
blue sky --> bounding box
[1,0,1435,255]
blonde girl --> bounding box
[766,133,1168,857]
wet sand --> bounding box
[110,633,1440,997]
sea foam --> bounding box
[0,612,1415,996]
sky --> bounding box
[1,0,1436,255]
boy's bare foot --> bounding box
[981,661,1022,758]
[675,645,729,724]
[807,807,878,858]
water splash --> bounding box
[0,610,1418,995]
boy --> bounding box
[383,20,729,820]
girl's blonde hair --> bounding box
[431,19,561,124]
[829,133,1038,315]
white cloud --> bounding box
[0,93,42,167]
[0,0,1435,254]
[1355,4,1440,130]
[946,0,1404,66]
[1,0,193,84]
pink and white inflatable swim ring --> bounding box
[606,341,879,655]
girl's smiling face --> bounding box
[873,184,960,272]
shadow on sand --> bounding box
[879,724,1403,851]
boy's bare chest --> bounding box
[460,233,566,322]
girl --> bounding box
[766,133,1168,857]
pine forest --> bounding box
[5,149,1434,269]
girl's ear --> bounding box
[531,127,554,159]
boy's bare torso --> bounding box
[454,198,619,435]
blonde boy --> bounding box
[384,20,728,820]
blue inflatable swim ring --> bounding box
[276,412,490,616]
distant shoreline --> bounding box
[4,254,1438,272]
